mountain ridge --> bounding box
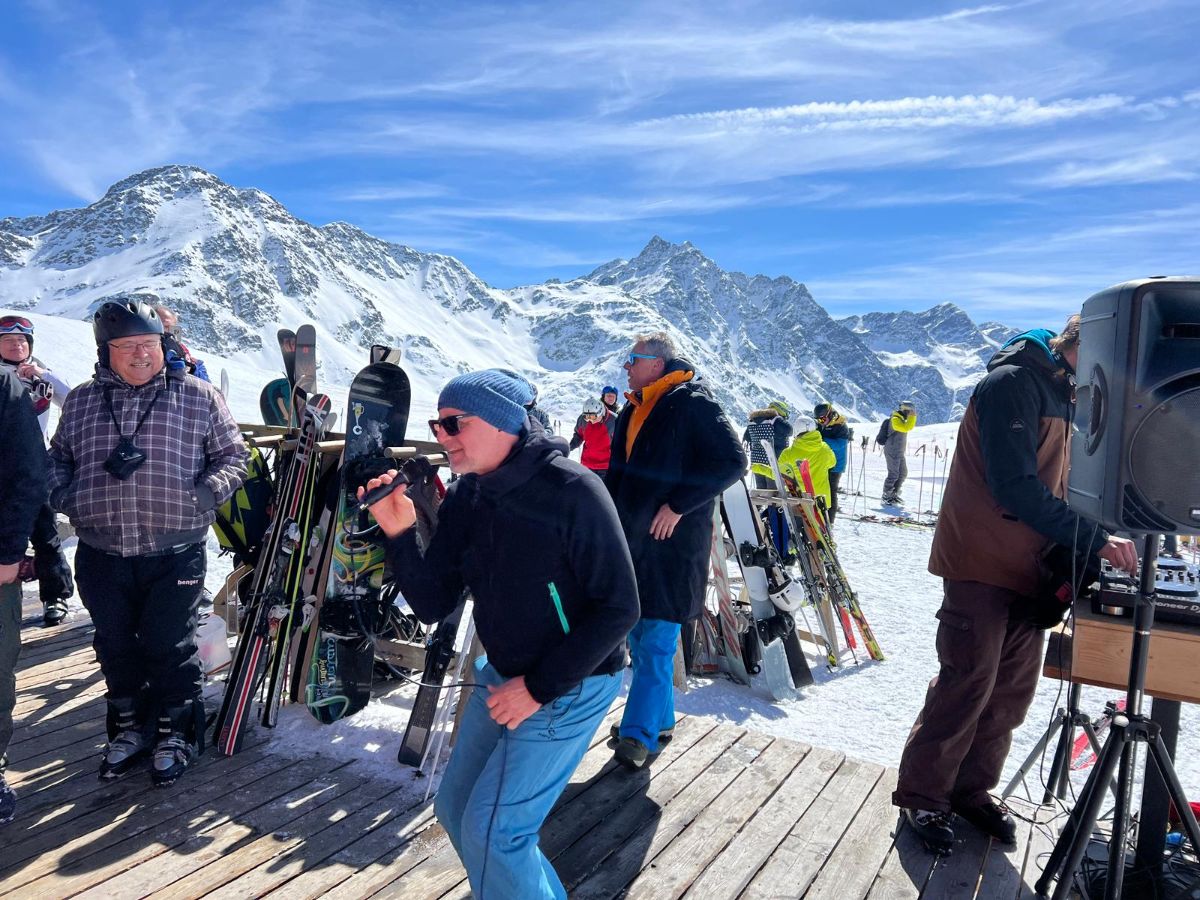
[0,164,1016,423]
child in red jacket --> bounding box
[570,398,616,479]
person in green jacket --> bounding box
[778,415,836,509]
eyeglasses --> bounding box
[428,413,476,436]
[109,339,162,355]
[625,352,658,366]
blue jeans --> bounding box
[435,657,620,899]
[619,618,682,751]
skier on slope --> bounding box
[879,400,917,505]
[0,365,47,825]
[569,397,617,479]
[0,314,75,625]
[362,368,639,899]
[814,402,854,523]
[742,400,793,489]
[47,298,246,786]
[893,316,1138,853]
[778,415,837,508]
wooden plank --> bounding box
[255,804,439,900]
[20,755,355,899]
[685,745,844,899]
[3,728,109,791]
[976,797,1038,899]
[623,736,809,899]
[866,810,933,900]
[1017,804,1060,899]
[7,729,272,853]
[8,693,107,747]
[742,757,886,899]
[805,767,897,900]
[0,744,288,890]
[321,821,452,900]
[129,770,389,900]
[200,783,427,899]
[919,822,990,899]
[542,715,717,859]
[569,730,773,898]
[551,723,746,892]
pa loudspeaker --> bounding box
[1068,277,1200,533]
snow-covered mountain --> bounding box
[0,165,1011,423]
[841,305,1021,420]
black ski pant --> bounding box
[893,579,1043,811]
[75,542,206,722]
[828,470,842,523]
[0,582,20,771]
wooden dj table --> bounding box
[1044,603,1199,889]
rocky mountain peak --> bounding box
[0,167,1017,423]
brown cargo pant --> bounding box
[893,579,1044,811]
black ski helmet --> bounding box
[93,297,164,366]
[813,402,832,420]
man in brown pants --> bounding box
[893,318,1138,853]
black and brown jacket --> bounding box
[929,331,1106,597]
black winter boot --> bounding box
[151,703,204,787]
[100,698,150,780]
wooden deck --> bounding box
[2,605,1062,899]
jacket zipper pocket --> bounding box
[548,582,570,634]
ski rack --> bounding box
[228,424,468,744]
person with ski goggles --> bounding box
[0,314,75,625]
[0,364,47,825]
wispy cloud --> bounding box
[1028,154,1196,187]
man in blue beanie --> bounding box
[362,367,639,899]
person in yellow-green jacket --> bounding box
[879,400,917,505]
[779,415,836,509]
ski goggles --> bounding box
[0,315,34,335]
[428,413,476,437]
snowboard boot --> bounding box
[99,698,150,781]
[0,773,15,825]
[151,703,204,788]
[608,724,674,750]
[37,549,73,627]
[904,808,955,855]
[613,737,651,771]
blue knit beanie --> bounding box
[438,368,535,436]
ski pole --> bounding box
[916,444,927,524]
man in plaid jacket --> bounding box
[48,298,246,786]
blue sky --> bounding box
[1,0,1198,328]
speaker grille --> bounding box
[1128,384,1200,530]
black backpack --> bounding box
[875,419,891,446]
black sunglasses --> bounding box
[428,413,476,436]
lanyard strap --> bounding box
[104,384,164,441]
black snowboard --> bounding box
[305,362,412,724]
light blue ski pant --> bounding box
[435,656,620,899]
[619,617,682,751]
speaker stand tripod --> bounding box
[1002,681,1108,805]
[1035,534,1200,899]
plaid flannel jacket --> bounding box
[48,364,247,557]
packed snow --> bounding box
[14,308,1199,817]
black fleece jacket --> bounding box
[385,430,640,704]
[0,368,47,564]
